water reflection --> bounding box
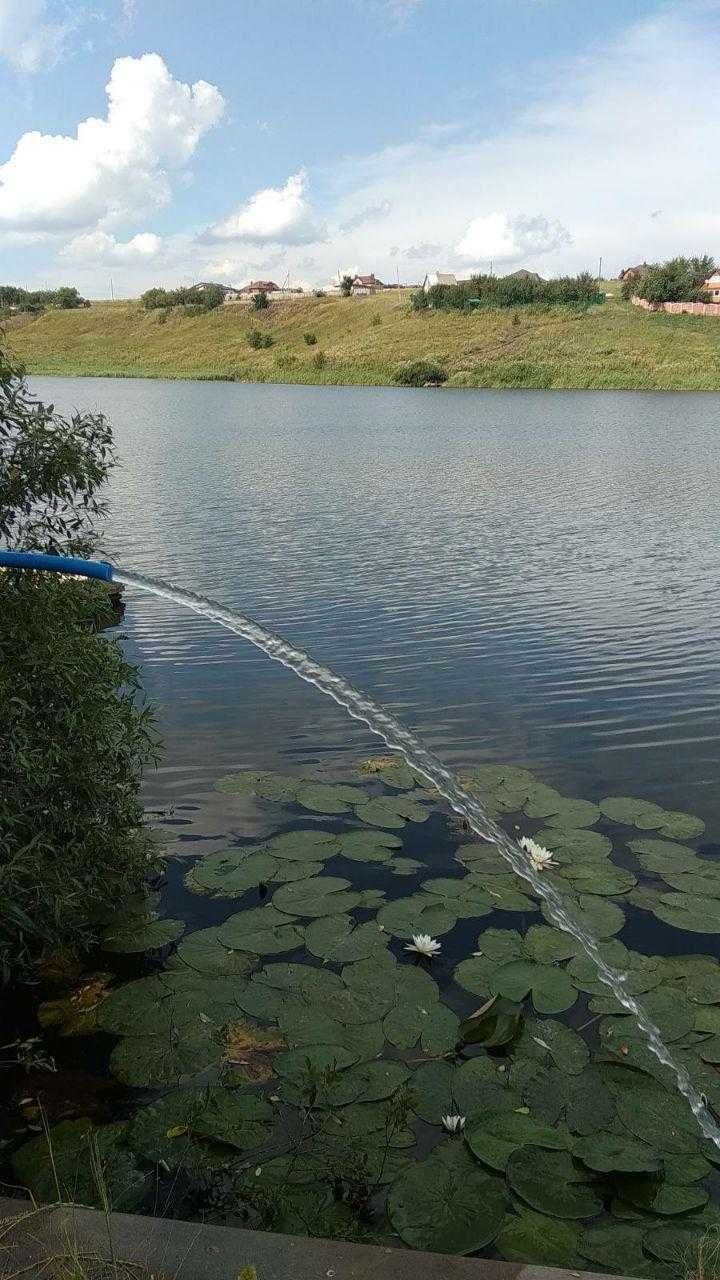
[30,378,720,833]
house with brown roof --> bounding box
[618,264,648,281]
[702,271,720,301]
[351,274,384,295]
[238,280,281,295]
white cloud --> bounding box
[207,169,326,245]
[61,229,163,264]
[0,0,66,72]
[0,53,225,233]
[456,212,572,266]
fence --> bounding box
[632,295,720,317]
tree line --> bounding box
[622,256,716,304]
[140,284,226,311]
[0,285,87,313]
[413,272,604,312]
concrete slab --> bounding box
[0,1196,627,1280]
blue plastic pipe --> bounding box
[0,550,114,581]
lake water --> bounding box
[18,375,720,1253]
[32,376,720,838]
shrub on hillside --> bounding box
[393,359,447,386]
[303,331,317,345]
[247,328,273,349]
[252,291,269,310]
[425,272,603,311]
[312,350,326,370]
[0,348,158,979]
[410,289,429,311]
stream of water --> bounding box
[115,565,720,1152]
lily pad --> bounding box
[272,876,364,918]
[599,796,666,828]
[184,848,279,898]
[335,829,402,863]
[304,915,387,963]
[522,1018,589,1075]
[657,811,706,841]
[497,1209,579,1267]
[267,830,339,862]
[101,916,185,953]
[376,894,457,939]
[422,876,495,918]
[295,782,364,814]
[458,996,523,1048]
[109,1025,222,1087]
[653,895,720,934]
[573,1133,661,1173]
[38,974,112,1037]
[466,1110,571,1171]
[623,1180,709,1216]
[388,1141,508,1254]
[491,960,577,1014]
[535,828,613,860]
[218,904,305,953]
[12,1119,145,1211]
[507,1147,602,1219]
[167,928,258,978]
[579,1224,649,1274]
[545,798,601,830]
[353,799,407,829]
[604,1066,701,1154]
[215,770,300,801]
[558,864,637,896]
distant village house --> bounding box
[351,274,384,295]
[702,271,720,301]
[423,272,457,291]
[618,264,648,282]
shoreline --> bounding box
[9,293,720,392]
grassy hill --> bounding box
[7,288,720,390]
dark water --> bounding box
[30,377,720,839]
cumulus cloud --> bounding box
[456,213,572,265]
[207,170,326,246]
[0,53,225,233]
[339,199,391,233]
[61,229,163,264]
[0,0,67,72]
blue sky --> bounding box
[1,0,718,294]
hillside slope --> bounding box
[8,291,720,390]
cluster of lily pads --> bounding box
[13,757,720,1272]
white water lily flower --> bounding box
[442,1114,466,1133]
[404,934,441,959]
[519,836,558,872]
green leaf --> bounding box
[411,1060,455,1123]
[458,995,523,1047]
[558,864,637,896]
[574,1133,661,1173]
[353,798,407,829]
[218,904,305,953]
[109,1026,222,1087]
[295,782,365,814]
[453,1056,521,1119]
[623,1180,709,1216]
[579,1224,649,1274]
[466,1110,571,1171]
[305,916,387,963]
[507,1147,602,1219]
[497,1209,579,1267]
[545,798,601,829]
[167,928,258,978]
[101,916,184,953]
[523,925,581,965]
[644,1224,709,1263]
[267,829,339,862]
[604,1066,701,1154]
[536,828,613,860]
[184,848,279,898]
[214,770,300,800]
[599,795,666,828]
[544,893,625,938]
[491,960,577,1014]
[653,895,720,934]
[376,894,457,939]
[657,811,705,841]
[564,1068,616,1135]
[524,1018,589,1075]
[12,1119,145,1212]
[335,829,402,863]
[388,1142,508,1254]
[272,875,362,917]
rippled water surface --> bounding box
[31,377,720,833]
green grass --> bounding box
[8,288,720,389]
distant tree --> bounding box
[410,289,428,311]
[252,290,269,310]
[200,284,226,310]
[634,256,716,305]
[340,275,354,297]
[55,286,84,309]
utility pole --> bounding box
[109,276,115,301]
[597,256,603,282]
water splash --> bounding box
[116,566,720,1150]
